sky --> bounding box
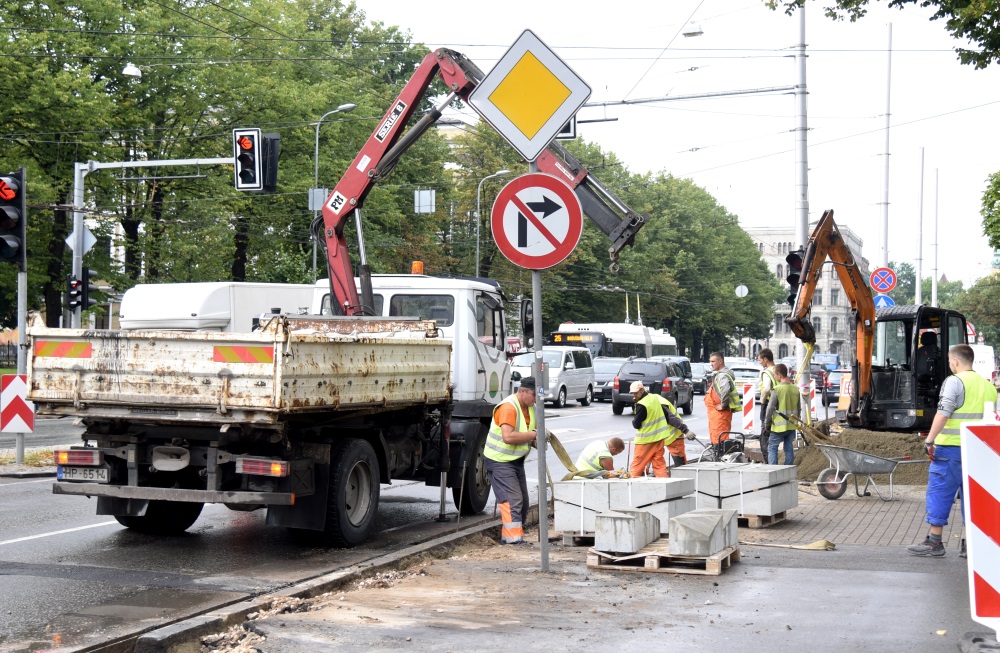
[357,0,1000,287]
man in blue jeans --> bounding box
[908,344,997,557]
[763,364,799,465]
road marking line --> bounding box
[0,520,118,546]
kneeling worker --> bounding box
[575,437,626,478]
[630,381,698,477]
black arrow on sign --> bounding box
[526,195,560,218]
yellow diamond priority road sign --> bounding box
[469,30,591,162]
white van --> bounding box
[510,346,596,408]
[970,344,996,385]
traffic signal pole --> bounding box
[71,157,230,327]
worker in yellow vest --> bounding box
[763,364,800,465]
[574,437,626,478]
[630,381,697,477]
[654,394,698,467]
[484,377,539,545]
[757,348,778,463]
[908,344,998,557]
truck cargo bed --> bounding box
[28,316,451,425]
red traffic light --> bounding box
[0,178,16,201]
[237,135,254,151]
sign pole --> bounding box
[528,158,550,572]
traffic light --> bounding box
[66,275,82,310]
[0,168,26,269]
[81,267,99,309]
[261,133,280,192]
[233,128,263,191]
[785,248,805,306]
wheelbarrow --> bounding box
[814,444,928,501]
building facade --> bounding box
[746,223,869,364]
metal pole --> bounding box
[313,108,345,281]
[879,23,893,268]
[794,5,809,250]
[932,169,939,307]
[15,268,26,464]
[916,147,924,305]
[71,163,87,328]
[476,171,510,278]
[532,268,549,571]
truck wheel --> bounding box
[454,427,490,515]
[115,501,204,535]
[816,468,847,500]
[324,439,380,547]
[612,402,624,416]
[554,387,567,408]
[579,386,593,406]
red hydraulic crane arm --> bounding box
[785,209,875,399]
[319,49,484,316]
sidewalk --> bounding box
[165,483,985,653]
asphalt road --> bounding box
[0,396,707,652]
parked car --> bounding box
[823,369,850,406]
[809,363,829,394]
[690,362,710,394]
[510,346,596,408]
[611,358,695,416]
[729,363,764,399]
[593,357,628,402]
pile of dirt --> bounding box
[796,427,930,485]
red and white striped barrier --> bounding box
[962,421,1000,640]
[1,374,34,433]
[742,384,754,432]
[809,379,817,419]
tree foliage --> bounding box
[954,274,1000,346]
[770,0,1000,69]
[889,260,965,307]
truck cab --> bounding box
[312,275,513,405]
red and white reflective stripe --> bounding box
[962,422,1000,639]
[809,379,817,419]
[742,384,754,432]
[1,374,34,433]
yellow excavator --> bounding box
[785,210,968,431]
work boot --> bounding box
[960,539,967,558]
[907,537,946,557]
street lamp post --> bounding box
[312,103,357,279]
[476,169,511,277]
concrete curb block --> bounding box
[133,505,541,653]
[0,469,56,478]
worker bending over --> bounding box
[575,437,626,478]
[630,381,697,478]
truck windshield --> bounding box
[389,295,454,326]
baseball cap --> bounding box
[630,381,645,393]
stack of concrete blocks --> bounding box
[553,477,696,536]
[667,509,739,556]
[594,509,661,554]
[670,462,798,516]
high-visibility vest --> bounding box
[576,440,612,473]
[655,395,684,445]
[713,370,741,410]
[937,370,998,446]
[635,393,668,445]
[760,367,777,404]
[485,394,535,462]
[770,382,801,433]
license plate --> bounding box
[58,466,109,483]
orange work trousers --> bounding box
[705,388,734,444]
[630,440,668,478]
[665,438,687,465]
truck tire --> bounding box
[115,500,204,535]
[324,439,380,547]
[454,427,491,515]
[612,402,624,416]
[579,386,593,406]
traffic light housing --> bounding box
[0,168,26,269]
[66,275,82,310]
[81,267,99,309]
[233,128,263,191]
[261,133,279,193]
[785,248,805,306]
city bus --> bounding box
[547,322,677,358]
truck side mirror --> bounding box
[520,298,534,335]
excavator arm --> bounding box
[785,210,875,404]
[317,48,648,316]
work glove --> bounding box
[685,431,697,441]
[924,442,935,461]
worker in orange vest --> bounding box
[704,351,739,445]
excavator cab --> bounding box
[857,305,967,430]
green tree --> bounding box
[769,0,1000,69]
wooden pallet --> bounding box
[738,511,787,529]
[587,539,740,576]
